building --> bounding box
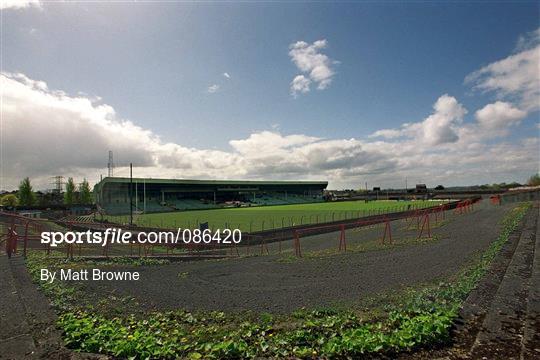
[94,177,328,215]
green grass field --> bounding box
[105,200,445,232]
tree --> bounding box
[18,177,35,206]
[1,194,19,206]
[527,173,540,186]
[79,179,92,204]
[64,177,75,205]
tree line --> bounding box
[0,177,93,207]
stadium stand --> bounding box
[94,178,328,215]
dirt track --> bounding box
[83,201,513,313]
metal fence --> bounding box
[1,198,479,260]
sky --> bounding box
[1,0,539,190]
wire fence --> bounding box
[101,201,444,232]
[1,198,479,260]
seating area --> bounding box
[282,194,323,204]
[102,201,168,215]
[96,178,328,215]
[168,199,218,211]
[251,193,323,206]
[143,202,169,213]
[252,196,288,206]
[101,193,324,215]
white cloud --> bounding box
[370,94,467,146]
[290,75,311,97]
[515,27,540,52]
[289,39,337,96]
[369,129,403,139]
[475,101,527,131]
[465,28,540,112]
[0,0,40,10]
[417,95,467,145]
[1,72,537,190]
[230,131,319,155]
[207,84,220,93]
[223,72,231,79]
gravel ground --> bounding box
[82,201,513,314]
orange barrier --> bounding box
[1,198,480,260]
[490,195,501,205]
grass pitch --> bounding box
[106,200,443,232]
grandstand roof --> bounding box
[95,177,328,190]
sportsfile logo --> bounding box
[41,229,133,247]
[40,228,242,247]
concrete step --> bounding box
[521,206,540,359]
[469,208,537,359]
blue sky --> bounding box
[1,1,539,189]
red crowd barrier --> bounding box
[490,195,501,205]
[1,198,480,260]
[291,199,479,258]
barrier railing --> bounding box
[290,198,479,257]
[0,198,479,260]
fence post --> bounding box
[23,221,29,257]
[294,230,302,257]
[417,212,431,239]
[260,237,269,255]
[382,217,392,244]
[338,224,346,252]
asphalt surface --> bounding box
[80,201,514,314]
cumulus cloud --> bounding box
[465,27,540,112]
[370,94,467,146]
[290,75,311,97]
[0,0,40,10]
[1,73,156,172]
[1,72,537,191]
[410,95,467,145]
[0,72,389,189]
[207,84,220,93]
[369,129,403,139]
[289,39,337,96]
[475,101,527,131]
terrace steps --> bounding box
[468,205,540,359]
[0,254,37,359]
[0,255,104,359]
[522,206,540,359]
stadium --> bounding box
[4,186,538,359]
[2,2,539,359]
[93,177,328,214]
[91,176,450,233]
